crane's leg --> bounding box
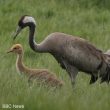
[89,74,98,84]
[63,61,78,86]
[67,66,78,86]
[62,59,79,86]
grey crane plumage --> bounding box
[13,15,110,85]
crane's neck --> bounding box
[29,24,45,52]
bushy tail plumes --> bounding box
[100,64,110,84]
[100,54,110,84]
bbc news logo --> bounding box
[2,104,24,109]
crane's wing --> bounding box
[61,37,103,73]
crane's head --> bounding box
[13,15,36,40]
[7,44,23,54]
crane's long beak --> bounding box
[13,26,22,40]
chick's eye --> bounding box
[14,47,17,49]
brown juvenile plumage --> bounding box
[7,44,64,87]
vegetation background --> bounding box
[0,0,110,110]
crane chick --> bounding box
[7,44,64,87]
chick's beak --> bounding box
[7,49,13,53]
[13,26,22,40]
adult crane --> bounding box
[13,15,110,85]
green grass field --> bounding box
[0,0,110,110]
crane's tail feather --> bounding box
[100,64,110,84]
[100,54,110,84]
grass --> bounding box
[0,0,110,110]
